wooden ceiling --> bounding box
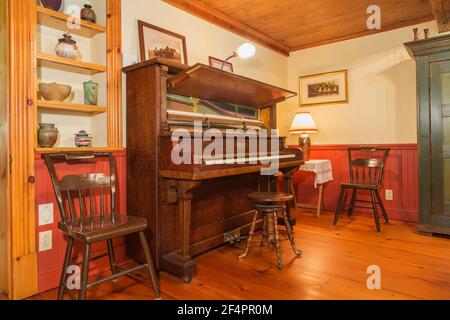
[163,0,438,56]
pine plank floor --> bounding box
[29,211,450,300]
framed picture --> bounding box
[138,20,188,65]
[299,70,348,106]
[208,56,234,73]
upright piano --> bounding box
[123,58,304,282]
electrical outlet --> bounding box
[38,203,54,226]
[39,231,52,252]
[385,189,394,201]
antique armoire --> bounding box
[406,34,450,236]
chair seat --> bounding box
[341,182,380,190]
[59,214,147,243]
[247,192,294,203]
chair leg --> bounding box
[333,187,346,226]
[282,209,302,257]
[138,231,161,299]
[78,243,91,300]
[370,190,381,232]
[375,190,389,224]
[107,239,118,276]
[239,210,258,260]
[348,189,357,217]
[58,237,73,300]
[273,212,283,270]
[260,213,268,247]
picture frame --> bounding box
[299,70,348,106]
[208,56,234,73]
[138,20,188,65]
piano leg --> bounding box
[162,180,201,283]
[281,167,301,227]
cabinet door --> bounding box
[430,61,450,227]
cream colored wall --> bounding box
[280,21,439,146]
[121,0,288,144]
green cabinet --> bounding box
[406,35,450,235]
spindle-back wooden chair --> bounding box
[43,152,160,300]
[333,147,390,232]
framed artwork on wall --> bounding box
[138,20,188,65]
[208,56,234,73]
[299,70,348,106]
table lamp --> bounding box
[289,112,319,161]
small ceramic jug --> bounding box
[38,123,58,148]
[81,4,97,23]
[74,130,92,148]
[55,33,79,60]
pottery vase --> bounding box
[38,123,58,148]
[40,0,64,12]
[81,4,97,23]
[84,80,99,105]
[55,33,79,60]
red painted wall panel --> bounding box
[35,151,128,293]
[292,144,419,222]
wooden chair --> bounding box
[333,147,390,232]
[43,152,160,300]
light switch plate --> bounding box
[39,231,52,252]
[38,203,54,226]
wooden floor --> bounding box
[30,210,450,300]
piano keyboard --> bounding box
[203,154,296,165]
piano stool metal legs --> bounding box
[239,205,302,270]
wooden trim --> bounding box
[162,0,290,57]
[7,0,38,299]
[288,143,419,150]
[37,100,107,114]
[429,0,450,32]
[290,16,436,52]
[107,0,123,149]
[138,20,189,65]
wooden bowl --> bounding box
[39,82,72,101]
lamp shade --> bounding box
[237,43,256,59]
[289,112,319,134]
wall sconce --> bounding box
[221,43,256,70]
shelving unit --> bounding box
[34,0,122,151]
[36,6,106,38]
[37,100,107,114]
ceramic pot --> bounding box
[83,80,98,105]
[74,130,92,148]
[81,4,96,23]
[38,124,58,148]
[55,33,79,60]
[40,0,64,12]
[39,82,72,101]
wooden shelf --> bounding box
[37,100,107,114]
[36,52,107,75]
[35,147,124,153]
[36,6,106,38]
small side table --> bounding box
[292,160,333,217]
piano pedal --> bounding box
[224,231,248,246]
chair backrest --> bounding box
[348,147,390,185]
[42,152,117,225]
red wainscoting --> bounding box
[35,150,128,293]
[292,144,419,222]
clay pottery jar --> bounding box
[38,124,59,148]
[39,82,72,101]
[81,4,96,23]
[83,80,99,105]
[55,33,79,60]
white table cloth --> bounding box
[299,160,334,188]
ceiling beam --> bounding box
[162,0,290,57]
[430,0,450,32]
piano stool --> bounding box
[239,192,302,270]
